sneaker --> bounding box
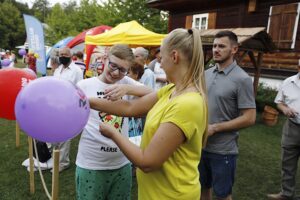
[267,193,290,200]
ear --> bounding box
[231,45,238,55]
[171,50,179,64]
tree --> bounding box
[69,0,105,32]
[45,4,75,45]
[0,1,25,50]
[100,0,168,34]
[32,0,50,22]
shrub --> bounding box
[255,83,278,112]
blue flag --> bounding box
[23,14,47,75]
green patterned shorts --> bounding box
[76,164,132,200]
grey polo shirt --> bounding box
[204,61,256,155]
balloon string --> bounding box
[33,139,52,199]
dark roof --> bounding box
[147,0,242,14]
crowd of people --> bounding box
[0,50,16,68]
[5,28,299,200]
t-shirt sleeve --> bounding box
[76,79,87,94]
[237,76,256,109]
[122,76,143,86]
[161,98,203,140]
[274,84,284,104]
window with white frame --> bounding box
[192,13,209,30]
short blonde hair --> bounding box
[109,44,134,63]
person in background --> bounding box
[127,61,145,143]
[152,48,167,90]
[49,49,60,75]
[52,47,83,172]
[148,47,160,72]
[25,52,37,74]
[4,50,10,59]
[89,28,208,200]
[74,51,86,76]
[134,47,155,90]
[75,44,152,200]
[199,30,256,200]
[267,62,300,200]
[9,50,16,67]
[127,61,144,82]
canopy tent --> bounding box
[85,20,166,47]
[67,25,111,68]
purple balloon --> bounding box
[15,77,90,142]
[18,49,27,56]
[22,68,37,78]
[1,59,11,67]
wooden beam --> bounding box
[248,51,263,96]
[248,0,257,13]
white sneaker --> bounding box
[22,158,52,170]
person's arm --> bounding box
[89,91,158,117]
[208,108,256,136]
[156,77,167,83]
[99,121,185,172]
[277,103,298,118]
[104,84,152,101]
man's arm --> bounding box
[277,103,299,118]
[208,108,256,136]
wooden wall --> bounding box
[167,0,300,74]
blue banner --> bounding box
[23,14,46,75]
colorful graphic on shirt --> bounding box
[97,90,124,133]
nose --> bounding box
[111,68,120,76]
[213,46,220,53]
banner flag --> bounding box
[23,14,47,75]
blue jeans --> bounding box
[199,151,237,198]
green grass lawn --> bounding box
[0,114,299,200]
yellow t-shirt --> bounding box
[137,84,207,200]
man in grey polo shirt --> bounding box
[199,31,256,200]
[267,63,300,200]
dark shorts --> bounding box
[199,151,237,198]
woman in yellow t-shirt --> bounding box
[90,28,208,200]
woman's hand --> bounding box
[104,84,128,101]
[99,122,119,139]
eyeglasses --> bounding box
[108,60,128,75]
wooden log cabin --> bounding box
[147,0,300,80]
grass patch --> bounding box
[0,114,299,199]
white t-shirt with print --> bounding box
[76,76,141,170]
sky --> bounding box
[16,0,105,8]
